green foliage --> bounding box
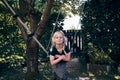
[81,0,120,71]
[0,1,25,67]
[87,43,113,65]
[34,0,46,12]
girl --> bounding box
[49,31,71,80]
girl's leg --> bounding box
[60,78,67,80]
[53,78,57,80]
[53,72,57,80]
[60,75,67,80]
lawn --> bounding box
[0,60,120,80]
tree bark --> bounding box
[35,0,53,38]
[25,38,39,80]
[25,0,53,79]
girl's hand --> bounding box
[55,54,60,58]
[59,55,65,60]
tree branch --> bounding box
[35,0,53,38]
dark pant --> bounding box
[52,63,67,80]
[52,72,67,80]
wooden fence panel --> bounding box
[63,30,82,57]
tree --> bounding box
[1,0,54,79]
[81,0,120,73]
[20,0,54,79]
[1,0,81,79]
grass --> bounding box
[0,62,120,80]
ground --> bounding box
[0,58,120,80]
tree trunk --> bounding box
[24,0,39,79]
[25,38,39,80]
[24,0,53,80]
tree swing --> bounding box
[2,0,54,55]
[2,0,85,58]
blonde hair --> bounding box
[51,30,67,47]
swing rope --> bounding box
[2,0,85,56]
[2,0,48,54]
[46,9,61,50]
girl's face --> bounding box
[54,33,64,45]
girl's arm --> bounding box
[49,55,65,65]
[63,52,71,62]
